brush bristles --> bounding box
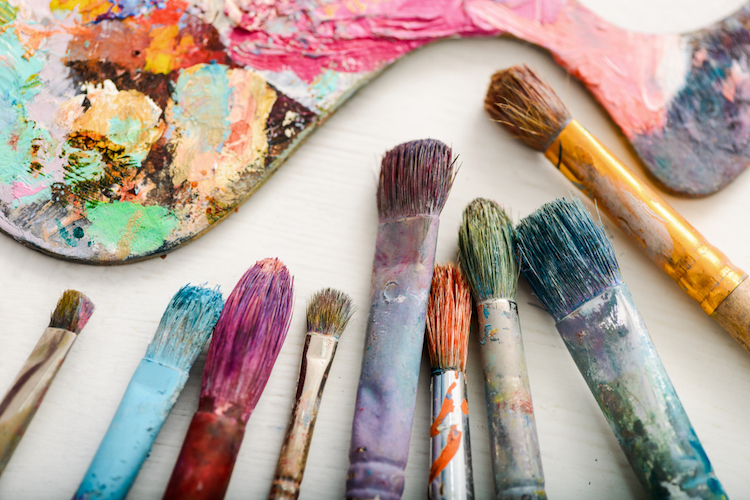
[458,198,517,302]
[306,288,354,339]
[145,285,224,372]
[49,290,94,334]
[201,258,294,422]
[485,65,571,152]
[377,139,456,221]
[426,263,472,372]
[516,197,621,322]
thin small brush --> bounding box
[426,263,474,500]
[516,197,725,499]
[485,65,750,355]
[73,284,224,500]
[269,288,354,500]
[162,258,294,500]
[347,139,456,500]
[457,198,546,500]
[0,290,94,476]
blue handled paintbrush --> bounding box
[73,284,224,500]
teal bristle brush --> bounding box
[0,290,94,476]
[457,198,545,500]
[73,284,224,500]
[516,197,725,499]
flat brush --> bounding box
[269,288,354,500]
[74,284,224,500]
[516,197,725,499]
[347,139,456,500]
[162,258,294,500]
[426,263,474,500]
[457,198,545,500]
[0,290,94,476]
[485,65,750,355]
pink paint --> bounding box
[12,181,45,200]
[467,0,675,136]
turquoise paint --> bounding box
[0,28,47,186]
[74,359,188,500]
[86,201,178,255]
[170,64,231,153]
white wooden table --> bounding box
[1,0,749,498]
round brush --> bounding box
[485,65,750,355]
[162,258,294,500]
[426,262,474,500]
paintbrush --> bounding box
[457,198,546,500]
[269,288,354,500]
[485,65,750,356]
[425,262,474,500]
[0,290,94,476]
[162,258,294,500]
[516,196,726,499]
[73,284,224,500]
[346,139,456,500]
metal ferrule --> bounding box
[476,299,545,500]
[270,332,338,500]
[0,327,77,475]
[429,370,473,500]
[545,120,746,315]
[556,283,725,499]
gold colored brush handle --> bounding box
[0,327,77,475]
[545,121,748,338]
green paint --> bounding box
[0,0,17,25]
[64,146,106,183]
[86,201,178,255]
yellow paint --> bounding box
[49,0,115,22]
[144,26,194,75]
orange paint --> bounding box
[461,399,469,415]
[429,425,462,483]
[429,381,456,438]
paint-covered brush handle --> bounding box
[162,411,245,500]
[270,334,337,500]
[429,371,474,500]
[713,279,750,353]
[347,216,440,500]
[74,359,189,500]
[0,327,77,475]
[477,300,545,499]
[557,283,725,498]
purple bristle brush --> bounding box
[346,139,457,500]
[162,258,294,500]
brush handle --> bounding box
[713,279,750,353]
[476,300,545,500]
[429,371,474,500]
[269,333,338,500]
[545,120,750,349]
[74,359,188,500]
[162,411,245,500]
[557,283,725,499]
[0,327,77,476]
[347,216,440,500]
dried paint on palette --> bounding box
[5,0,750,263]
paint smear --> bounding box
[428,425,462,483]
[86,201,178,258]
[429,380,456,438]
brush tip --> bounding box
[516,197,621,321]
[306,288,354,339]
[458,197,517,302]
[485,65,571,152]
[377,139,456,221]
[49,290,94,334]
[202,258,294,421]
[145,284,225,371]
[426,262,472,372]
